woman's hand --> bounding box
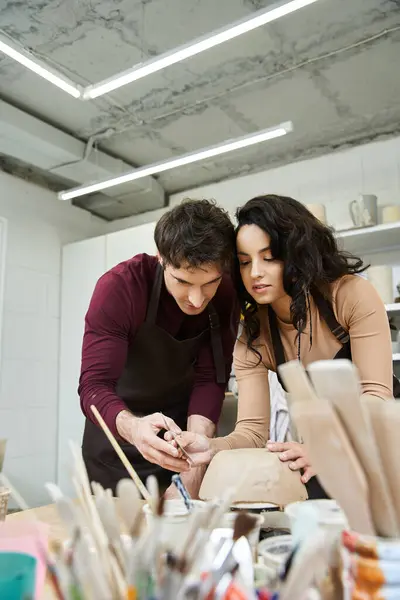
[266,440,315,484]
[164,431,213,466]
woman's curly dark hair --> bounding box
[235,195,367,356]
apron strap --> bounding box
[208,303,226,385]
[268,305,287,390]
[312,290,350,344]
[146,262,163,324]
[146,263,226,385]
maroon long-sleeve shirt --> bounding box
[79,254,239,437]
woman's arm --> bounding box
[172,335,271,465]
[210,337,271,454]
[335,275,393,399]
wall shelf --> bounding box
[336,221,400,255]
[387,303,400,313]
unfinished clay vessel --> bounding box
[199,448,308,507]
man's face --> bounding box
[162,260,223,315]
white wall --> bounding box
[0,171,106,507]
[57,222,157,495]
[170,136,400,232]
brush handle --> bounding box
[172,474,193,511]
[90,405,151,503]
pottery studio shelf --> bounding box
[387,304,400,314]
[336,221,400,255]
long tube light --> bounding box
[58,121,293,201]
[83,0,320,99]
[0,0,320,100]
[0,37,82,98]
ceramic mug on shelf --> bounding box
[367,266,393,305]
[306,204,327,224]
[382,205,400,224]
[349,194,378,228]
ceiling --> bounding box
[0,0,400,220]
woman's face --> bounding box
[236,224,287,305]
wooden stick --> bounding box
[90,405,151,503]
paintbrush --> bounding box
[172,474,193,512]
[199,512,258,600]
[90,405,152,505]
[160,413,195,467]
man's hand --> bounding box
[164,415,215,499]
[266,440,315,484]
[166,431,213,466]
[115,410,190,472]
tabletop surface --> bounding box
[6,500,130,599]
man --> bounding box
[79,199,239,497]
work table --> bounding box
[6,501,129,599]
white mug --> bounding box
[306,204,327,224]
[382,205,400,224]
[367,265,393,304]
[350,194,378,227]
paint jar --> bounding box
[0,487,10,522]
[0,552,37,600]
[257,534,293,570]
[253,561,276,588]
[220,511,264,560]
[143,498,206,552]
[285,499,348,536]
[341,530,400,599]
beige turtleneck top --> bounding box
[212,275,393,452]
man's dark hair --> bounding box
[154,198,235,270]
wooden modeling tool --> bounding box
[90,405,151,504]
[290,393,375,536]
[308,360,399,537]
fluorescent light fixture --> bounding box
[83,0,320,99]
[0,0,319,99]
[58,121,293,201]
[0,37,82,98]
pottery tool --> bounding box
[160,413,195,466]
[307,359,399,537]
[279,529,334,600]
[172,474,193,512]
[278,360,321,443]
[90,405,151,504]
[46,481,114,597]
[0,439,6,472]
[69,441,126,598]
[116,479,142,535]
[199,512,258,600]
[278,360,320,404]
[146,474,160,511]
[363,397,400,524]
[289,392,375,536]
[96,491,126,570]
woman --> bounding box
[174,194,396,499]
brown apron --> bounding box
[82,263,226,493]
[269,290,400,499]
[268,292,361,500]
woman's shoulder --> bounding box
[331,273,378,302]
[330,273,386,324]
[234,308,275,372]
